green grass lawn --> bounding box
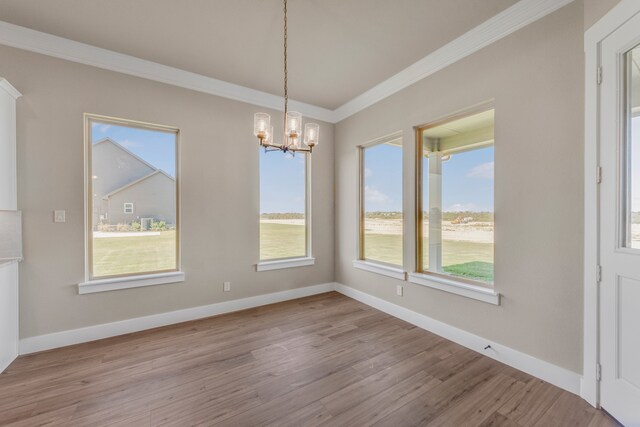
[363,233,494,283]
[93,224,493,283]
[93,230,177,277]
[443,261,493,282]
[260,222,306,260]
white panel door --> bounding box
[0,79,20,373]
[600,11,640,427]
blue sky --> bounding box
[92,120,497,214]
[365,144,494,213]
[92,122,177,177]
[441,146,494,212]
[260,151,306,213]
[364,144,403,212]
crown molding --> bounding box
[332,0,575,122]
[0,20,335,123]
[0,0,573,124]
[0,78,22,99]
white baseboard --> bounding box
[19,283,335,355]
[0,349,17,374]
[334,283,582,396]
[17,281,583,399]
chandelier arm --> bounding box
[290,146,312,153]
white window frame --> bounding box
[123,202,134,214]
[354,131,406,280]
[412,103,499,304]
[79,113,183,294]
[256,151,314,271]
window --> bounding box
[259,151,310,261]
[358,134,403,266]
[416,108,495,285]
[623,45,640,249]
[85,114,179,279]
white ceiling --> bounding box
[0,0,518,110]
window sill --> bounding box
[408,272,500,305]
[78,271,185,295]
[353,260,406,280]
[256,257,315,272]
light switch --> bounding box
[54,210,66,223]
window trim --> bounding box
[79,271,185,295]
[257,150,312,266]
[414,102,495,290]
[353,259,406,280]
[83,113,181,284]
[407,272,499,305]
[356,131,403,270]
[123,202,134,214]
[256,256,315,272]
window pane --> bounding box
[362,141,403,266]
[422,148,429,271]
[418,108,494,284]
[441,146,494,282]
[260,151,306,260]
[90,119,178,278]
[625,45,640,249]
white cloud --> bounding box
[118,139,142,149]
[445,203,478,212]
[365,186,391,204]
[467,161,494,180]
[98,124,112,132]
[364,168,373,178]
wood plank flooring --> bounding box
[0,292,619,426]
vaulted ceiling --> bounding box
[0,0,518,110]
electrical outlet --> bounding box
[223,281,231,292]
[396,284,403,296]
[54,210,66,223]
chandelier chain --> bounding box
[283,0,288,117]
[254,0,317,154]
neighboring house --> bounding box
[92,138,175,229]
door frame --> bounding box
[584,0,640,407]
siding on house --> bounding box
[91,137,175,228]
[105,170,176,225]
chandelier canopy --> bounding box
[253,0,319,154]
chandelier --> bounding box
[253,0,319,154]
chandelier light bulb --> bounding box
[254,113,270,139]
[286,111,302,137]
[304,123,319,147]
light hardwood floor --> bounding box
[0,292,619,426]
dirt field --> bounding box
[363,218,494,243]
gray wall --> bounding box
[335,2,585,373]
[584,0,621,30]
[0,44,334,339]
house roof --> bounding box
[102,169,175,200]
[93,137,160,173]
